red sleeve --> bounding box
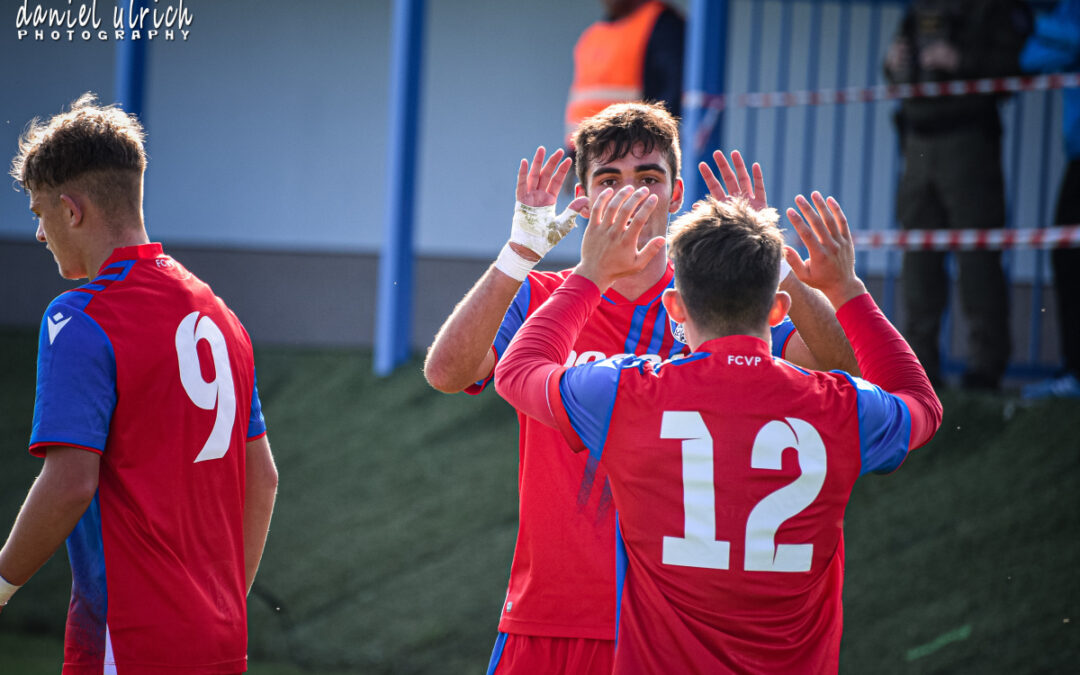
[835,293,943,449]
[494,274,603,429]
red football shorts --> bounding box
[487,632,614,675]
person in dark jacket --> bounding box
[884,0,1032,390]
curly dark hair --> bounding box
[572,102,680,190]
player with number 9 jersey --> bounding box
[30,243,265,674]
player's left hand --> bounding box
[699,149,767,211]
[576,186,664,291]
[785,192,867,308]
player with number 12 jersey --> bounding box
[471,264,797,643]
[31,243,265,674]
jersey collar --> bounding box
[601,261,675,306]
[97,242,164,274]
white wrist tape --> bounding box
[778,257,792,286]
[0,573,22,606]
[510,201,581,258]
[495,242,536,282]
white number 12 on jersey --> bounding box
[660,411,826,573]
[176,312,237,463]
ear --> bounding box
[575,183,591,219]
[59,193,84,227]
[662,287,687,324]
[669,177,684,214]
[767,290,792,327]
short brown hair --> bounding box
[572,102,681,190]
[11,93,146,217]
[668,197,783,335]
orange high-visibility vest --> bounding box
[565,0,667,146]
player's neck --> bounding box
[84,221,150,278]
[684,321,772,352]
[609,250,668,302]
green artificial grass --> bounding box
[0,328,1077,673]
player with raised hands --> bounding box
[494,188,942,674]
[424,102,858,675]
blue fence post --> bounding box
[771,1,794,204]
[855,2,882,284]
[375,0,426,377]
[113,0,149,118]
[744,1,766,179]
[681,0,728,203]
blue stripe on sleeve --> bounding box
[769,317,796,358]
[559,356,637,462]
[248,367,267,438]
[471,279,533,391]
[838,372,915,475]
[489,279,531,363]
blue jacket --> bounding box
[1021,0,1080,158]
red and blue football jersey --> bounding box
[30,243,265,675]
[471,264,797,640]
[537,289,928,673]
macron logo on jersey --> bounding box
[47,311,72,344]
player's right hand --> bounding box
[784,192,867,309]
[509,147,587,260]
[576,186,663,291]
[699,149,768,211]
[517,146,572,209]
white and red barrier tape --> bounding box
[682,73,1080,249]
[850,225,1080,250]
[685,72,1080,112]
[689,72,1080,152]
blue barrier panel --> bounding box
[682,0,729,203]
[375,0,426,376]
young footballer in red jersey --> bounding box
[494,186,943,674]
[424,102,859,674]
[0,94,279,675]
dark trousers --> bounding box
[1053,159,1080,376]
[897,127,1011,384]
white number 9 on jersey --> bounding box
[176,312,237,463]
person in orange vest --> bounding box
[565,0,685,150]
